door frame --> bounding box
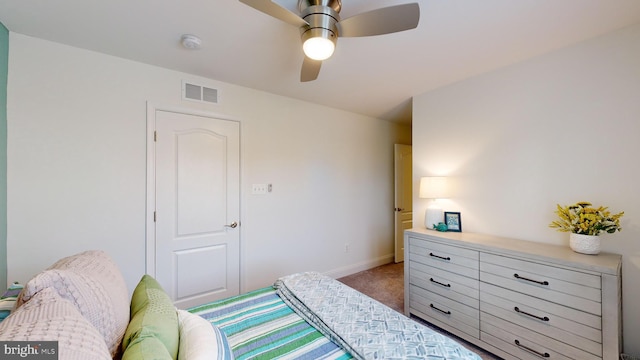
[145,102,242,278]
[394,144,412,263]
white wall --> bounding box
[6,33,410,293]
[413,23,640,355]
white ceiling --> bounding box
[1,0,640,123]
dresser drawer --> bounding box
[481,313,601,360]
[481,282,601,338]
[480,283,602,356]
[410,284,479,339]
[480,253,602,315]
[409,237,479,279]
[409,261,479,308]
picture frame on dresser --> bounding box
[444,211,461,232]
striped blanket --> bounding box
[189,273,482,360]
[188,286,353,360]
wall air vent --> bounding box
[182,81,218,104]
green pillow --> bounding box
[122,275,179,360]
[122,329,173,360]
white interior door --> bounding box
[394,144,412,263]
[151,109,240,309]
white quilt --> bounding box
[274,272,482,360]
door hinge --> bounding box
[153,211,156,222]
[154,131,157,142]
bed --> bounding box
[0,250,483,360]
[189,271,482,360]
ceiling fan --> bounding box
[239,0,420,82]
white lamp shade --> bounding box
[419,177,449,199]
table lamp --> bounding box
[419,176,450,230]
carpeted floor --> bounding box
[337,262,405,313]
[337,262,501,360]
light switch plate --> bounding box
[252,184,268,194]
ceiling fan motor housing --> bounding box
[299,2,341,47]
[298,0,342,13]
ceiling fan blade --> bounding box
[337,3,420,37]
[300,57,322,82]
[239,0,308,27]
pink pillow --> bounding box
[0,287,112,360]
[17,250,129,357]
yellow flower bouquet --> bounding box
[549,201,624,236]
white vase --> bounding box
[569,233,601,255]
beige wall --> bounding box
[6,33,410,293]
[413,23,640,355]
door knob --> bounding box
[225,221,238,228]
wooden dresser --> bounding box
[404,228,622,360]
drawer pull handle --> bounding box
[514,273,549,286]
[430,303,451,315]
[514,306,550,322]
[514,339,550,358]
[430,278,451,288]
[429,252,451,261]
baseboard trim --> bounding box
[323,254,395,279]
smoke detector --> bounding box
[181,34,202,50]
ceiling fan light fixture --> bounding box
[301,23,337,61]
[299,4,338,61]
[303,36,335,60]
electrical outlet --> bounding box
[344,243,350,253]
